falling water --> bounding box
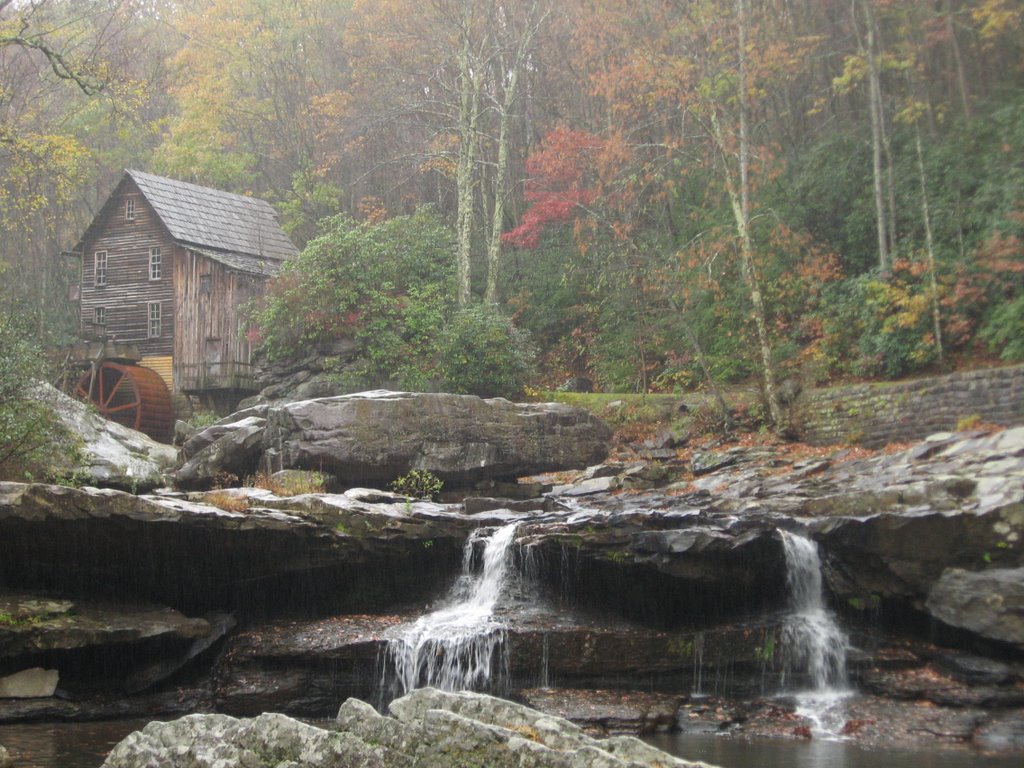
[540,633,550,689]
[382,523,519,698]
[779,530,852,737]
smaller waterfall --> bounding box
[540,633,550,689]
[779,530,852,736]
[383,523,518,698]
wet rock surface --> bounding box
[211,609,790,717]
[0,593,210,657]
[103,688,709,768]
[1,424,1022,757]
[34,383,176,491]
[174,390,613,490]
[0,592,234,722]
[0,482,474,616]
[926,567,1024,649]
[516,689,684,736]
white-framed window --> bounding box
[94,306,106,326]
[147,301,162,338]
[149,246,161,280]
[125,197,136,221]
[94,250,107,287]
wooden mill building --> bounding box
[69,170,298,410]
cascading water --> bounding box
[382,523,519,699]
[779,530,852,737]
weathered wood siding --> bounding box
[174,249,263,392]
[78,177,175,358]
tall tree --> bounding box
[348,0,549,306]
[156,0,353,240]
[0,0,153,340]
[542,0,810,419]
[483,0,547,305]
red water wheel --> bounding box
[75,361,174,443]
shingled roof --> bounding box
[125,170,298,266]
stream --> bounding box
[646,732,1024,768]
[1,720,1021,768]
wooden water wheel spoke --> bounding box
[74,361,173,443]
[100,377,128,409]
[105,401,141,414]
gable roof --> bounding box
[126,170,299,264]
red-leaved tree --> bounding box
[502,126,602,249]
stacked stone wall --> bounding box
[795,365,1024,447]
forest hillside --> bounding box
[1,0,1021,417]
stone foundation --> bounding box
[795,365,1024,447]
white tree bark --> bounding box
[710,0,783,426]
[455,0,482,307]
[484,1,546,305]
[856,0,890,271]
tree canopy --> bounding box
[2,0,1022,415]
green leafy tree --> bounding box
[155,0,353,236]
[250,207,455,389]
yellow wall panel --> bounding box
[141,355,174,392]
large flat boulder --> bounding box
[173,390,612,490]
[102,689,711,768]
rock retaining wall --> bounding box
[795,365,1024,447]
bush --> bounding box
[438,305,536,399]
[820,270,939,379]
[249,207,455,389]
[0,317,75,479]
[980,295,1024,362]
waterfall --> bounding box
[779,530,852,736]
[383,523,518,698]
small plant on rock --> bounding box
[955,413,982,431]
[390,470,443,500]
[246,470,327,496]
[190,410,221,430]
[203,491,251,513]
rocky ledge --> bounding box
[0,593,233,721]
[1,425,1022,755]
[527,426,1024,649]
[103,688,711,768]
[0,483,485,617]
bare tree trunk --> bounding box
[944,0,972,119]
[455,1,481,308]
[711,0,783,426]
[915,127,945,370]
[484,102,513,305]
[856,0,889,271]
[884,126,898,254]
[632,257,650,395]
[485,1,545,305]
